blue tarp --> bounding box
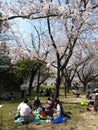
[14,114,46,123]
[53,114,70,124]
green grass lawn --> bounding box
[0,90,97,130]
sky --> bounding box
[1,0,98,44]
[0,0,34,45]
[9,18,33,43]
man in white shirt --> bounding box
[17,98,35,123]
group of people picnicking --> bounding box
[15,95,70,124]
[39,88,55,97]
[0,92,15,100]
[86,86,98,112]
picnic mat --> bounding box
[14,114,47,123]
[14,112,70,123]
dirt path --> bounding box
[77,112,98,130]
[64,95,98,130]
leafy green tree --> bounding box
[12,59,50,94]
[12,59,36,82]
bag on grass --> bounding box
[80,100,88,106]
[53,114,66,124]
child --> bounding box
[39,107,47,120]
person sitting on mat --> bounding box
[39,107,47,120]
[15,98,35,123]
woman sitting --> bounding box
[53,99,63,119]
[9,92,15,100]
[45,97,54,117]
[32,96,41,110]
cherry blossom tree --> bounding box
[45,1,98,98]
[1,0,98,98]
[76,40,98,91]
[0,42,11,72]
[77,58,98,91]
[61,38,98,96]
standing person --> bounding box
[94,94,98,112]
[16,98,35,123]
[86,91,91,99]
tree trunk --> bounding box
[55,81,60,99]
[28,62,42,95]
[66,80,71,92]
[29,72,35,95]
[83,83,87,92]
[36,85,40,93]
[54,70,61,99]
[35,69,40,92]
[64,81,71,98]
[64,83,67,98]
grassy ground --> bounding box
[0,90,98,130]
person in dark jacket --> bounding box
[32,96,41,110]
[94,94,98,112]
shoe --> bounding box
[48,119,51,122]
[9,111,15,115]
